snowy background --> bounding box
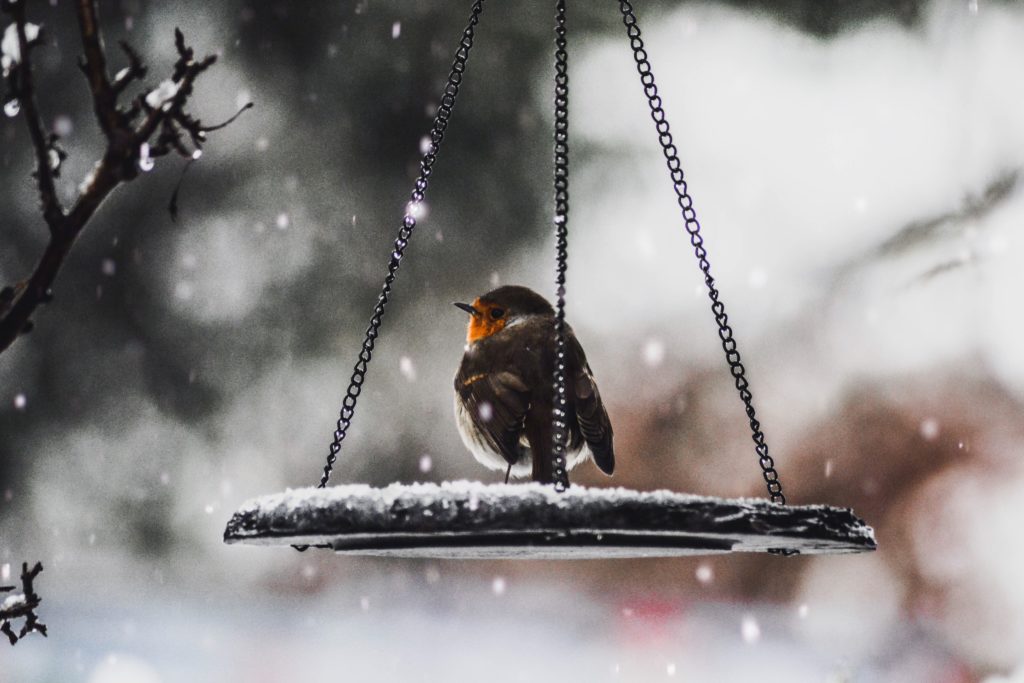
[2,0,1024,680]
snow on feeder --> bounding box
[224,0,876,559]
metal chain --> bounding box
[315,0,486,490]
[616,0,786,505]
[550,0,571,492]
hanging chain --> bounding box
[314,0,486,490]
[616,0,785,505]
[550,0,571,492]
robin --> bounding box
[453,285,614,484]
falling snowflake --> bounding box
[235,89,251,111]
[53,115,73,136]
[748,267,768,289]
[174,281,194,301]
[405,201,428,220]
[919,418,940,441]
[741,615,761,644]
[399,356,417,382]
[643,339,665,367]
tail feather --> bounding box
[575,370,614,475]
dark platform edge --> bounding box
[222,483,877,556]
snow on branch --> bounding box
[0,0,251,356]
[0,562,46,646]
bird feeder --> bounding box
[223,0,877,559]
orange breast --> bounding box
[466,297,507,343]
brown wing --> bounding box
[569,332,615,475]
[456,370,531,467]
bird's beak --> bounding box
[453,302,479,316]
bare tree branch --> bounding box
[0,562,47,645]
[74,0,119,137]
[6,0,63,230]
[0,0,250,356]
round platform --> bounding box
[223,481,876,559]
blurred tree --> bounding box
[0,0,247,356]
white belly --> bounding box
[453,395,592,479]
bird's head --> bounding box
[454,285,555,344]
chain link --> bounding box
[550,0,571,492]
[314,0,486,491]
[616,0,786,505]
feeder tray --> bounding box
[224,482,876,559]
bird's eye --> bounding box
[490,308,505,320]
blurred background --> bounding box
[2,0,1023,680]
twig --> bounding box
[111,40,146,96]
[6,0,62,230]
[0,562,47,645]
[74,0,118,137]
[0,1,250,356]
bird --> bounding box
[452,285,614,484]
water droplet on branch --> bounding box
[138,142,155,171]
